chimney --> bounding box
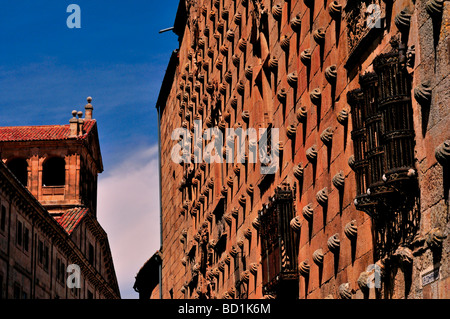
[77,111,84,136]
[69,110,78,137]
[85,96,93,120]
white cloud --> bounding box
[97,144,160,299]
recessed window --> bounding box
[1,205,6,232]
[42,157,66,186]
[88,243,95,266]
[7,158,28,186]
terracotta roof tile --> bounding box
[0,120,96,142]
[54,207,89,234]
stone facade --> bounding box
[0,99,120,299]
[154,0,449,299]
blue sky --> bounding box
[0,1,180,298]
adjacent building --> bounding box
[145,0,449,299]
[0,98,120,299]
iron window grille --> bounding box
[259,183,298,299]
[350,39,417,215]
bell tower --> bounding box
[0,97,103,216]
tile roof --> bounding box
[54,207,89,234]
[0,120,96,142]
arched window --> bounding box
[7,158,28,186]
[42,157,66,186]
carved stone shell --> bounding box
[287,71,298,87]
[426,227,446,249]
[316,187,328,206]
[426,0,445,16]
[223,70,233,83]
[241,110,250,122]
[312,249,324,265]
[271,4,283,20]
[337,109,349,125]
[286,124,297,139]
[252,216,260,229]
[332,171,345,189]
[212,267,220,278]
[232,54,240,67]
[246,184,254,196]
[348,155,356,170]
[237,81,245,95]
[302,203,314,220]
[217,20,225,34]
[339,283,352,299]
[215,59,223,70]
[328,1,342,17]
[202,60,210,72]
[414,81,432,105]
[290,14,302,31]
[201,5,207,16]
[223,254,231,265]
[226,29,235,42]
[219,44,228,56]
[219,83,227,95]
[237,237,244,248]
[435,140,450,166]
[313,28,326,44]
[324,64,337,83]
[238,38,247,52]
[241,270,250,283]
[299,260,310,277]
[238,194,246,206]
[357,271,370,291]
[268,55,278,71]
[300,49,311,65]
[293,163,304,180]
[223,110,231,122]
[230,96,238,108]
[244,66,253,80]
[344,220,358,239]
[310,88,322,104]
[234,164,241,175]
[327,233,340,252]
[290,216,302,232]
[280,35,290,51]
[198,37,205,48]
[296,106,307,122]
[394,8,412,31]
[222,8,229,20]
[277,88,287,103]
[234,12,242,25]
[320,127,334,144]
[230,245,239,257]
[250,263,258,275]
[224,213,232,225]
[306,145,318,162]
[218,260,225,271]
[226,176,234,187]
[244,227,252,239]
[220,185,228,196]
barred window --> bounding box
[350,41,415,213]
[259,183,298,299]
